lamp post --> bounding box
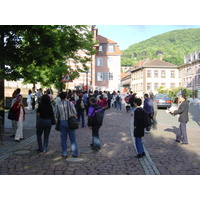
[85,69,89,93]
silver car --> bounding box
[154,94,172,108]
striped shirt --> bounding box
[55,100,77,120]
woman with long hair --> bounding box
[12,95,26,141]
[36,94,54,153]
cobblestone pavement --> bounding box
[0,105,200,175]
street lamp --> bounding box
[85,69,89,93]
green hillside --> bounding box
[122,28,200,66]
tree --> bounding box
[0,25,97,127]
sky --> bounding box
[96,25,200,50]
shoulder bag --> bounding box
[67,101,79,130]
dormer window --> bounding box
[107,44,115,53]
[99,44,104,53]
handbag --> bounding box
[7,109,16,120]
[67,101,79,130]
[68,116,79,129]
[55,119,60,131]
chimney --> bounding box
[159,55,163,61]
[92,25,98,40]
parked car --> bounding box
[154,94,172,108]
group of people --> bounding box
[131,93,189,158]
[37,90,106,157]
[8,87,189,159]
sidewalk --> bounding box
[0,106,200,175]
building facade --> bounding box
[178,50,200,98]
[130,58,179,97]
[95,35,122,91]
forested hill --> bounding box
[121,28,200,66]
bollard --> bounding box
[0,116,3,143]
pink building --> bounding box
[95,33,122,91]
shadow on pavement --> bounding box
[144,124,200,175]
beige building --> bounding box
[130,58,179,97]
[178,50,200,98]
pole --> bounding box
[86,70,88,93]
[0,28,5,134]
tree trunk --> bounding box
[0,29,5,130]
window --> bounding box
[96,57,103,66]
[198,75,200,85]
[147,70,151,78]
[161,83,166,87]
[161,70,166,78]
[154,83,159,91]
[154,70,159,78]
[147,83,152,91]
[96,72,112,81]
[170,83,175,88]
[195,76,198,86]
[107,58,114,66]
[170,70,175,78]
[96,72,103,81]
[99,44,104,53]
[109,73,113,80]
[107,44,115,53]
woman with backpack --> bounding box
[97,95,108,118]
[87,97,103,150]
[75,95,86,128]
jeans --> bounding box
[91,126,101,149]
[116,101,122,110]
[135,137,144,154]
[130,107,136,115]
[60,120,78,156]
[77,110,85,127]
[102,110,105,118]
[36,118,52,152]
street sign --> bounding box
[61,74,73,82]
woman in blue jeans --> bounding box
[36,94,54,153]
[55,92,78,158]
[87,97,103,150]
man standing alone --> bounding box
[143,93,153,133]
[170,94,189,145]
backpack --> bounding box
[124,96,131,104]
[88,105,103,126]
[142,109,152,128]
[116,95,121,101]
[80,100,85,109]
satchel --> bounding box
[55,119,60,131]
[67,101,79,130]
[7,109,17,120]
[68,116,79,130]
